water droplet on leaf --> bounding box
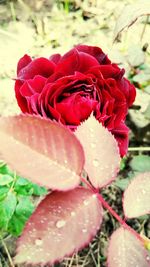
[35,239,43,246]
[83,200,89,206]
[93,159,99,167]
[56,220,66,228]
[71,211,76,217]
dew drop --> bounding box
[64,159,67,164]
[93,159,99,167]
[71,211,76,217]
[56,220,66,228]
[82,229,87,233]
[35,239,43,246]
[91,142,96,148]
[72,171,77,177]
[146,255,150,261]
[83,200,89,206]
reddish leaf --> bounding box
[14,187,103,266]
[108,227,150,267]
[0,115,84,191]
[113,0,150,42]
[123,172,150,218]
[75,116,120,188]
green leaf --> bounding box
[32,183,47,196]
[144,85,150,94]
[0,163,13,176]
[115,178,130,190]
[120,157,127,171]
[0,160,4,166]
[8,214,25,236]
[0,186,9,200]
[129,155,150,172]
[0,191,17,229]
[144,102,150,120]
[14,183,34,196]
[127,45,145,67]
[14,177,35,195]
[15,177,30,186]
[0,174,13,185]
[8,196,35,236]
[14,179,47,196]
[132,71,150,84]
[16,196,34,217]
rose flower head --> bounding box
[15,45,136,156]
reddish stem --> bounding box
[81,177,143,242]
[96,192,142,241]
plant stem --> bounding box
[9,172,17,192]
[128,147,150,151]
[140,15,149,42]
[81,177,143,242]
[0,236,15,267]
[95,192,142,241]
[9,1,16,22]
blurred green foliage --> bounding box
[0,160,47,237]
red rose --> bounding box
[15,45,136,156]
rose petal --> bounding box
[111,122,129,157]
[49,53,61,64]
[75,45,111,64]
[99,64,124,79]
[17,54,32,75]
[18,58,55,80]
[117,78,136,107]
[20,76,46,97]
[15,80,28,113]
[55,48,99,75]
[56,93,98,125]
